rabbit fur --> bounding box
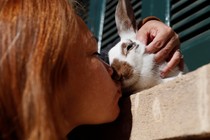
[108,0,183,93]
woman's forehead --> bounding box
[75,15,96,45]
[70,8,97,63]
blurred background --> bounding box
[75,0,210,72]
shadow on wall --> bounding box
[162,134,210,140]
[67,97,132,140]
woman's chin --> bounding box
[106,105,121,123]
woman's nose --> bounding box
[102,60,113,76]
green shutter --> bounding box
[101,1,118,49]
[74,0,90,24]
[141,0,170,25]
[76,0,106,39]
[171,0,210,71]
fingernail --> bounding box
[160,71,165,78]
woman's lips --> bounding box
[117,87,122,98]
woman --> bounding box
[0,0,121,139]
[0,0,181,140]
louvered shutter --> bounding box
[171,0,210,71]
[75,0,90,24]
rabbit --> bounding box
[108,0,183,94]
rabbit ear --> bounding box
[115,0,137,39]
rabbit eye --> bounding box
[121,42,136,56]
[127,44,134,51]
[127,42,137,51]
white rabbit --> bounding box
[108,0,183,93]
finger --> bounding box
[161,49,182,78]
[146,29,172,53]
[155,34,180,63]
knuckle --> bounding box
[174,33,180,43]
[161,48,170,56]
[165,26,173,34]
[154,40,163,49]
[175,33,179,40]
[169,35,180,49]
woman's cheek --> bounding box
[90,57,103,69]
[89,57,114,82]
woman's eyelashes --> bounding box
[93,52,101,57]
[94,52,101,58]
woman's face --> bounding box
[59,15,122,129]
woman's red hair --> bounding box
[0,0,77,139]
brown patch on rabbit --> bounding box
[111,59,133,81]
[121,43,128,56]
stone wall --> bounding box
[130,63,210,140]
[68,63,210,140]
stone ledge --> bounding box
[130,63,210,140]
[68,64,210,140]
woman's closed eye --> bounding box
[93,52,101,57]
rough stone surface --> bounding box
[130,63,210,140]
[68,64,210,140]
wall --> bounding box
[68,64,210,139]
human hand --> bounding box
[136,20,183,78]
